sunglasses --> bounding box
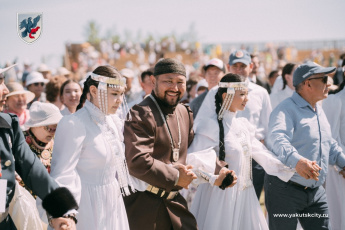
[33,82,45,86]
[307,76,328,84]
[43,126,57,133]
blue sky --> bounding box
[1,0,345,69]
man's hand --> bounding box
[214,168,237,188]
[50,217,76,230]
[295,158,321,180]
[339,167,345,179]
[175,164,197,189]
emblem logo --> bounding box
[17,13,42,44]
[235,51,244,58]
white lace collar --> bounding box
[84,100,106,123]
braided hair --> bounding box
[76,65,122,111]
[215,73,244,161]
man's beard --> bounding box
[156,90,181,108]
[162,92,181,107]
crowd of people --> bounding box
[0,47,345,230]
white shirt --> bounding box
[60,107,72,116]
[270,86,294,110]
[270,75,283,94]
[236,81,272,141]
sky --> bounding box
[1,0,345,69]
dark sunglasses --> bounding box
[307,76,328,84]
[33,82,45,86]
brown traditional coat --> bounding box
[124,93,226,230]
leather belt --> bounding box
[288,181,309,190]
[146,185,179,200]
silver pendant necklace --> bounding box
[150,95,181,162]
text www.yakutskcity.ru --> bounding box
[273,213,328,218]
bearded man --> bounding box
[123,58,232,230]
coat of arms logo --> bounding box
[17,13,43,44]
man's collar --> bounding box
[291,92,316,111]
[0,113,12,129]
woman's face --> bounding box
[223,88,249,112]
[6,94,27,114]
[107,87,125,114]
[27,82,44,98]
[61,82,82,112]
[30,124,57,143]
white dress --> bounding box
[323,90,345,230]
[50,100,130,230]
[188,87,294,230]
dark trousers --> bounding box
[252,159,265,199]
[264,174,330,230]
[0,215,17,230]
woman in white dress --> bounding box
[189,73,295,230]
[270,63,297,109]
[59,80,82,116]
[323,75,345,230]
[50,65,133,230]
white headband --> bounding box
[218,82,248,89]
[90,73,126,88]
[217,81,248,120]
[90,72,128,115]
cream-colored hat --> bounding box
[25,102,63,129]
[0,64,17,76]
[37,63,50,72]
[120,68,134,78]
[5,82,35,102]
[25,71,49,87]
[57,67,70,76]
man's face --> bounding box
[140,74,153,95]
[152,73,186,107]
[205,66,223,90]
[125,77,133,94]
[0,76,9,111]
[27,82,45,98]
[228,62,253,78]
[251,57,259,75]
[305,74,331,101]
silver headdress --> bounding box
[90,72,127,115]
[217,82,248,120]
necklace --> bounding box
[150,95,181,162]
[24,131,53,168]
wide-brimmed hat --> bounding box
[25,71,49,87]
[57,67,70,76]
[5,82,35,102]
[25,102,63,129]
[120,68,135,78]
[196,79,209,91]
[0,64,17,76]
[37,63,50,72]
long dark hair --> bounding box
[215,73,244,161]
[331,59,345,94]
[60,79,81,98]
[76,65,122,111]
[282,63,296,90]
